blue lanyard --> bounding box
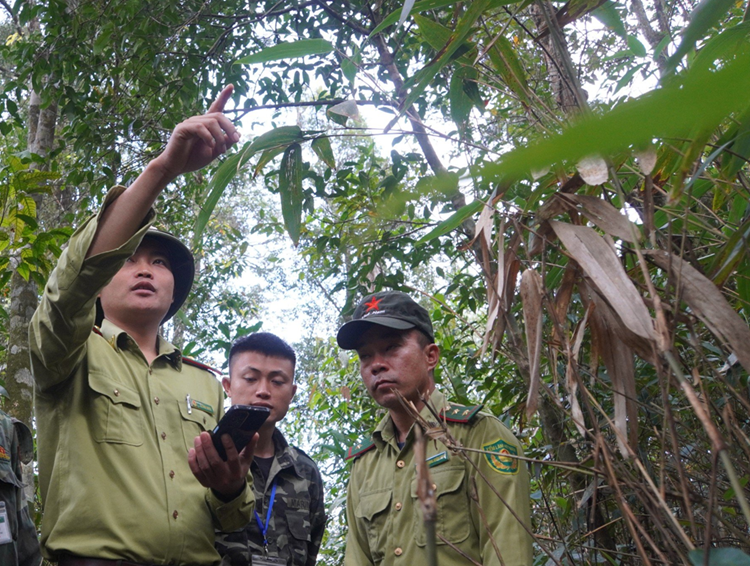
[254,479,278,553]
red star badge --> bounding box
[364,296,382,312]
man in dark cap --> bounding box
[0,406,41,566]
[338,290,533,566]
[29,85,256,566]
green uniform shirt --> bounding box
[216,429,326,566]
[29,187,254,565]
[344,390,533,566]
[0,410,42,566]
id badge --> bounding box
[251,555,286,566]
[0,502,12,545]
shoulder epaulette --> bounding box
[344,438,376,461]
[442,402,484,423]
[182,356,221,375]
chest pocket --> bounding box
[88,370,143,446]
[178,400,217,453]
[355,488,391,562]
[410,465,470,546]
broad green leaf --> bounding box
[370,0,463,36]
[666,0,735,72]
[693,20,750,70]
[0,385,7,398]
[342,48,361,83]
[253,146,286,178]
[16,261,30,281]
[591,1,627,40]
[488,36,531,104]
[450,68,475,126]
[401,0,493,113]
[626,35,647,57]
[689,548,750,566]
[311,136,336,169]
[412,14,476,61]
[709,216,750,286]
[279,143,303,245]
[416,199,483,245]
[721,106,750,178]
[194,142,259,246]
[247,126,305,154]
[483,51,750,183]
[235,39,334,65]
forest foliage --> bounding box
[0,0,748,564]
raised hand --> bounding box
[151,85,241,182]
[188,430,257,500]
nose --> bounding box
[255,379,271,399]
[134,258,153,278]
[370,354,387,376]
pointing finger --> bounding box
[208,84,234,114]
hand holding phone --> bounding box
[211,405,270,460]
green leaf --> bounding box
[342,48,361,83]
[15,261,30,281]
[627,35,647,57]
[401,0,493,113]
[279,143,304,245]
[235,39,334,65]
[450,68,474,126]
[483,50,750,183]
[666,0,735,72]
[194,142,259,247]
[416,199,483,245]
[0,385,7,398]
[693,20,750,70]
[689,548,750,566]
[311,136,336,169]
[253,146,286,178]
[247,125,305,154]
[592,1,627,40]
[708,216,750,286]
[412,14,475,61]
[487,36,531,104]
[370,0,463,36]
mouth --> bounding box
[131,282,156,293]
[252,403,273,409]
[373,379,398,392]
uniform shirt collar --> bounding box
[372,388,450,450]
[270,428,306,478]
[97,319,183,369]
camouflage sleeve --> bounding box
[305,463,327,566]
[9,419,42,566]
[215,527,251,566]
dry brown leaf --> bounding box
[520,269,544,419]
[576,156,609,185]
[583,282,639,457]
[646,250,750,375]
[566,304,592,438]
[552,263,578,345]
[341,385,351,402]
[563,194,640,243]
[551,221,655,342]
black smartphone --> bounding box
[211,405,270,460]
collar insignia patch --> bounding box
[482,439,519,475]
[0,445,9,461]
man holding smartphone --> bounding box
[29,85,256,566]
[216,333,326,566]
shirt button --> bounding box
[394,548,403,556]
[169,470,175,479]
[149,368,153,374]
[396,460,405,468]
[154,397,160,405]
[395,502,402,511]
[161,432,167,440]
[432,483,437,491]
[113,389,120,396]
[173,510,179,519]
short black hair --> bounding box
[229,332,297,370]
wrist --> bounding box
[145,155,179,188]
[212,479,246,503]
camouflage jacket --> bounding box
[0,409,42,566]
[216,429,326,566]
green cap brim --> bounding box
[337,316,416,350]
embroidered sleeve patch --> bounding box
[483,439,519,475]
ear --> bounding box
[221,376,232,397]
[424,343,440,372]
[291,383,297,399]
